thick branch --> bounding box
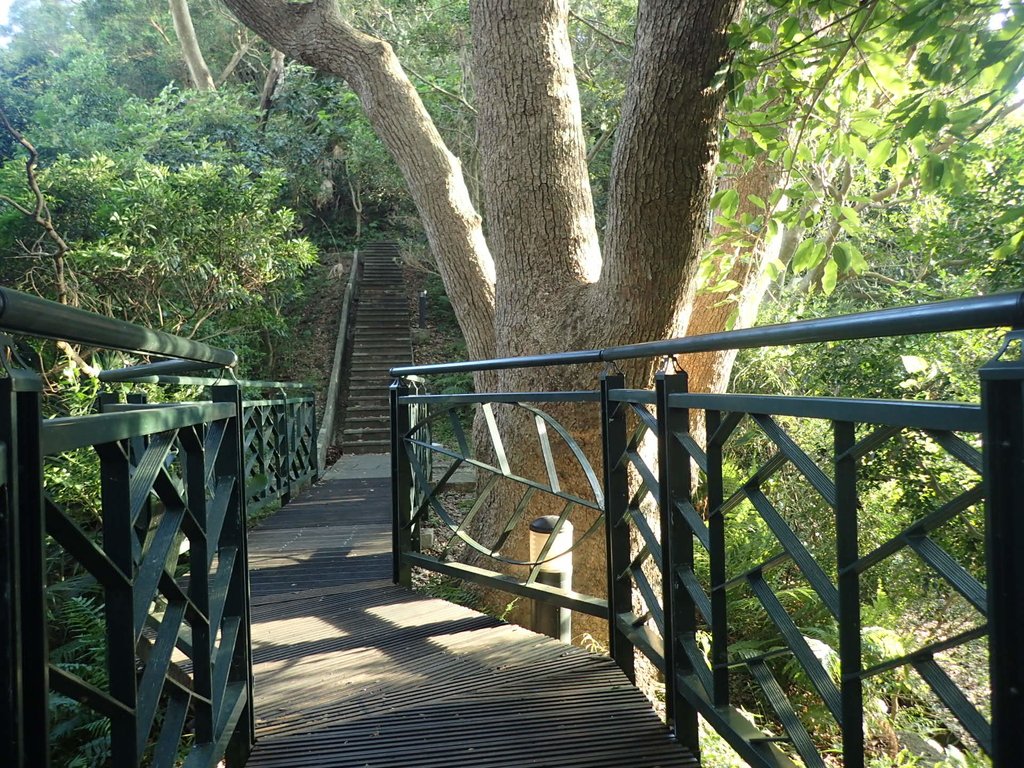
[599,0,745,354]
[169,0,217,91]
[471,0,601,360]
[218,39,255,86]
[221,0,496,360]
[258,48,285,118]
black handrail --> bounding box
[0,287,237,368]
[98,359,231,381]
[390,290,1024,376]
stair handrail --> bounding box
[318,248,362,469]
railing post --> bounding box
[656,370,699,755]
[309,393,320,480]
[980,343,1024,767]
[279,392,293,504]
[0,370,48,768]
[834,420,864,768]
[705,408,729,707]
[600,372,635,682]
[212,384,255,764]
[95,416,140,765]
[390,378,413,587]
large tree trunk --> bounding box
[222,0,743,640]
[465,0,743,632]
[472,0,601,368]
[169,0,217,91]
[598,0,743,363]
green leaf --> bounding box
[993,207,1024,226]
[711,188,740,217]
[748,194,766,210]
[849,134,869,161]
[822,258,839,295]
[920,155,946,191]
[833,242,852,272]
[902,106,931,140]
[834,241,867,273]
[927,100,948,131]
[791,238,818,272]
[850,120,879,139]
[867,139,893,169]
[708,279,740,293]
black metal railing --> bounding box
[0,287,319,767]
[390,291,1024,767]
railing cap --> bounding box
[0,286,237,367]
[390,290,1024,377]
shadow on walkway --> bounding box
[244,462,696,768]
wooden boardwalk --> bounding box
[244,462,697,767]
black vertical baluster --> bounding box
[256,404,268,508]
[182,423,213,745]
[835,420,863,768]
[0,372,48,767]
[980,349,1024,767]
[391,379,413,587]
[657,371,699,755]
[126,393,151,563]
[126,393,147,467]
[280,393,293,505]
[213,384,255,764]
[0,403,14,765]
[96,427,138,764]
[96,390,118,413]
[705,409,729,707]
[601,372,635,682]
[310,393,320,479]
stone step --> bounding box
[347,393,389,404]
[346,428,389,438]
[344,415,388,428]
[343,423,390,435]
[344,440,392,455]
[339,240,406,455]
[349,359,406,366]
[348,364,402,372]
[352,348,411,357]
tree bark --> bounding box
[464,0,743,634]
[599,0,744,362]
[169,0,217,91]
[258,48,286,120]
[471,0,601,365]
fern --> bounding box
[49,596,112,767]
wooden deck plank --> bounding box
[245,474,697,767]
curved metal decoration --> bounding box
[403,399,604,568]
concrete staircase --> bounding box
[340,242,412,455]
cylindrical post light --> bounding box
[529,516,573,642]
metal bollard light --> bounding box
[418,290,428,327]
[528,516,573,642]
